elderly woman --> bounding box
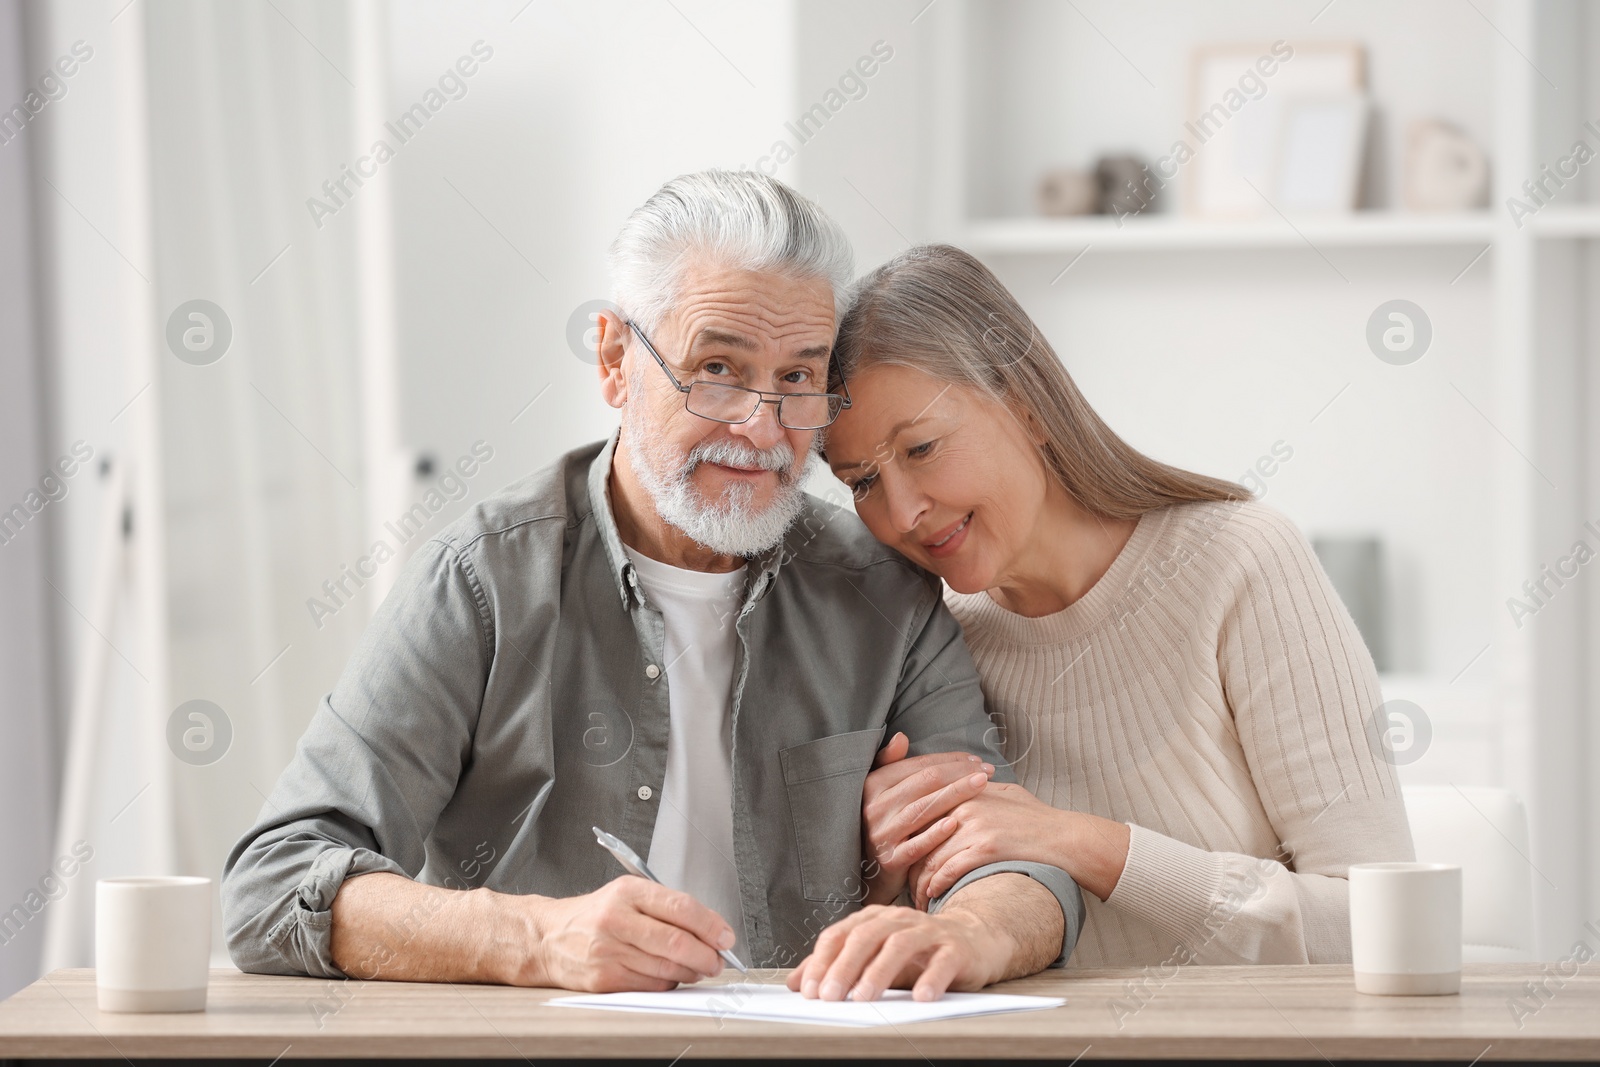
[824,244,1414,966]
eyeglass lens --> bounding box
[685,381,840,429]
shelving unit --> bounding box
[1529,205,1600,238]
[960,211,1499,253]
[913,0,1596,959]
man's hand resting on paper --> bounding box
[786,872,1060,1002]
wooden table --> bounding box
[0,965,1596,1062]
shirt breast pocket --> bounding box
[779,726,884,903]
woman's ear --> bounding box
[596,310,628,409]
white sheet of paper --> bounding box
[548,982,1064,1028]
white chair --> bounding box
[1401,786,1535,962]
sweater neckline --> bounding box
[948,505,1174,646]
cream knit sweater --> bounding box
[944,498,1415,967]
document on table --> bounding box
[548,983,1064,1028]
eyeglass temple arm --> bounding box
[624,318,691,394]
[834,372,852,409]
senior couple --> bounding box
[222,170,1414,999]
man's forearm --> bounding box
[328,872,532,984]
[939,872,1064,982]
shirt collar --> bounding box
[586,428,787,614]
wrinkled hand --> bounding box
[785,904,1008,1002]
[512,876,736,992]
[860,732,995,906]
[908,781,1071,908]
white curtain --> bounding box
[37,0,394,969]
[0,0,59,1002]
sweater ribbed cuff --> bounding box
[1104,823,1230,951]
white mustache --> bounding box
[683,439,796,480]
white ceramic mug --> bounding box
[1349,862,1462,995]
[95,877,212,1012]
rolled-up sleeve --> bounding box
[890,579,1085,967]
[930,861,1085,967]
[220,538,493,977]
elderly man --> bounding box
[222,170,1082,1001]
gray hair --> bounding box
[607,170,854,333]
[831,244,1250,519]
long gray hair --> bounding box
[830,244,1248,519]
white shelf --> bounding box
[1526,205,1600,238]
[960,212,1497,254]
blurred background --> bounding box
[1,0,1596,998]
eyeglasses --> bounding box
[625,319,851,431]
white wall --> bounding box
[791,0,931,279]
[384,0,800,506]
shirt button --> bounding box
[637,785,654,801]
[644,664,660,679]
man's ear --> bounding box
[596,310,628,409]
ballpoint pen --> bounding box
[592,826,750,975]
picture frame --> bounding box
[1184,41,1366,218]
[1274,94,1370,213]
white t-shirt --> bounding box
[622,545,749,958]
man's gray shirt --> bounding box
[221,434,1084,977]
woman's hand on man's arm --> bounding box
[859,731,996,905]
[860,732,1132,907]
[908,786,1132,906]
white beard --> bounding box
[624,402,813,558]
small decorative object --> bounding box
[1095,154,1156,218]
[1403,119,1489,211]
[1037,167,1098,217]
[1313,535,1389,671]
[1274,94,1370,213]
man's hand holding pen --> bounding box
[497,877,739,992]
